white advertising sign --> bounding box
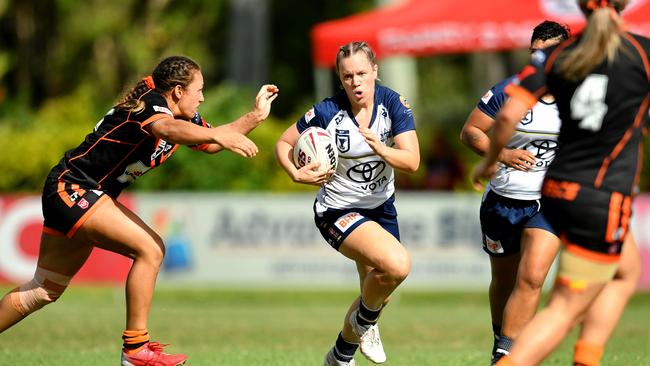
[2,193,649,289]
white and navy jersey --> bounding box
[478,76,560,200]
[296,84,415,211]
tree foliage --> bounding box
[0,0,372,192]
[5,1,646,193]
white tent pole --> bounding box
[314,67,333,102]
[376,0,418,106]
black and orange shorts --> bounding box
[541,178,631,263]
[42,180,111,238]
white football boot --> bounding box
[323,349,356,366]
[349,310,386,363]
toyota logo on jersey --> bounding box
[347,161,386,183]
[527,139,559,160]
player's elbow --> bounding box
[402,155,420,174]
[150,119,177,142]
[459,128,469,146]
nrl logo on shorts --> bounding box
[336,129,350,153]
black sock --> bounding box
[495,335,514,353]
[356,299,382,326]
[333,332,358,362]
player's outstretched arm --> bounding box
[189,84,279,155]
[224,84,279,134]
[148,115,259,158]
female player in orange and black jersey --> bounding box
[474,1,646,365]
[0,55,279,366]
[43,92,208,237]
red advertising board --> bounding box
[0,195,131,285]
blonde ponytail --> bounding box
[557,6,624,80]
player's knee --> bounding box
[616,254,642,289]
[153,234,166,262]
[517,271,546,292]
[138,233,166,267]
[9,267,71,316]
[384,249,410,284]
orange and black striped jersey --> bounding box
[45,90,210,198]
[507,32,650,196]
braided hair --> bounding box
[115,55,201,113]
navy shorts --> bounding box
[42,179,110,238]
[480,190,558,257]
[314,196,400,251]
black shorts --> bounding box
[42,180,110,238]
[541,178,631,262]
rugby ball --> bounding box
[293,127,338,172]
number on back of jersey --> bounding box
[571,74,609,132]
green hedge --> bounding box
[0,83,320,193]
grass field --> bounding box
[0,287,648,365]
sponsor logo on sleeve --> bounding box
[481,90,494,104]
[304,108,315,123]
[399,95,412,109]
[153,105,173,116]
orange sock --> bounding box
[574,340,604,366]
[496,356,519,366]
[122,329,150,354]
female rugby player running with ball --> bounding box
[276,41,419,366]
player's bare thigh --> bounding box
[518,228,561,284]
[36,233,94,277]
[339,221,409,274]
[72,197,164,259]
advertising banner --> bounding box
[1,192,649,290]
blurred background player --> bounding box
[0,55,279,366]
[460,20,569,365]
[473,0,645,364]
[275,41,419,366]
